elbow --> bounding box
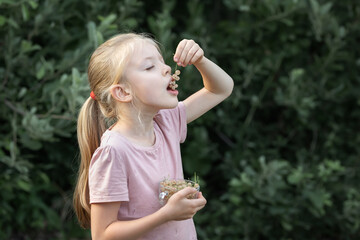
[91,231,104,240]
[92,228,111,240]
[224,77,234,98]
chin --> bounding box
[163,98,179,109]
[156,97,178,110]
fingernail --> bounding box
[178,62,182,66]
[174,57,178,62]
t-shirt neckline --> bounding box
[106,121,161,152]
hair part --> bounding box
[73,33,159,228]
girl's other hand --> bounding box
[173,39,204,67]
[160,187,207,221]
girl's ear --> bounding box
[110,84,132,102]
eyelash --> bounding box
[146,66,154,70]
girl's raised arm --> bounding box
[173,39,234,124]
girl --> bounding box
[73,33,233,240]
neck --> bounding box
[112,104,158,146]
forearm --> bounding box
[99,208,168,240]
[194,56,234,98]
[92,188,206,240]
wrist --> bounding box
[194,56,207,68]
[156,205,172,223]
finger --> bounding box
[190,48,204,65]
[178,40,195,66]
[192,196,207,212]
[183,44,199,66]
[173,40,187,63]
[176,187,198,198]
[195,192,206,203]
[190,195,207,207]
[195,204,206,212]
[197,191,204,199]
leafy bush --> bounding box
[1,0,359,239]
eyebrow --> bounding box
[140,57,154,67]
[141,55,164,65]
[144,55,163,60]
[143,56,154,61]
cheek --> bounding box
[132,82,158,102]
[128,73,165,102]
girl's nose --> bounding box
[162,63,171,76]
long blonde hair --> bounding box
[73,33,158,228]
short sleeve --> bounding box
[89,145,129,203]
[155,102,187,143]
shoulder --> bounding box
[154,102,187,143]
[91,130,130,166]
[89,134,131,181]
[155,102,186,125]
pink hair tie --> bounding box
[90,91,97,100]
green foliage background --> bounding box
[1,0,360,239]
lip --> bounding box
[166,77,178,96]
[167,88,179,96]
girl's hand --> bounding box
[173,39,204,67]
[160,187,207,221]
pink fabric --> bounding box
[89,102,197,239]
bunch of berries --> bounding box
[169,70,181,90]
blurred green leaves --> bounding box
[1,0,360,239]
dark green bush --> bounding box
[1,0,359,239]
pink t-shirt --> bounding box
[89,102,197,240]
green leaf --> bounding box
[21,3,29,21]
[87,21,98,48]
[17,179,31,192]
[0,15,6,26]
[36,65,45,79]
[7,17,19,28]
[28,0,38,9]
[21,40,41,54]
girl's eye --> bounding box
[146,66,154,70]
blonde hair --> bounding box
[73,33,159,228]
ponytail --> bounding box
[73,97,106,228]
